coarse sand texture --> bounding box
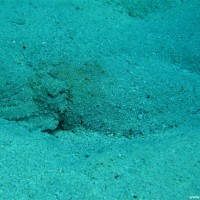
[0,0,199,199]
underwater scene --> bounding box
[0,0,200,199]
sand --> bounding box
[0,0,199,199]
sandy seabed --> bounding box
[0,0,200,199]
